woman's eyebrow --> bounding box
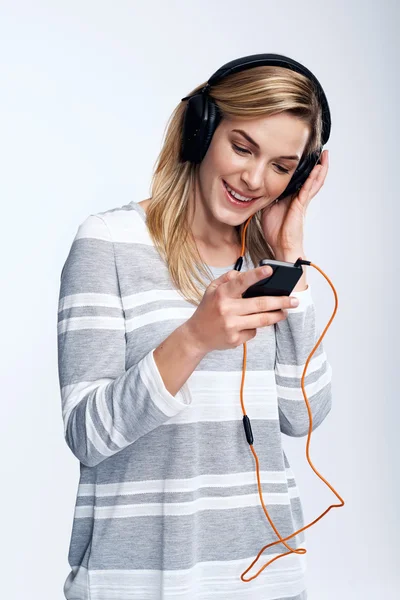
[231,129,300,161]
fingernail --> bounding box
[290,298,299,306]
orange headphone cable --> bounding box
[237,215,344,583]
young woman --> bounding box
[57,57,331,600]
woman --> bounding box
[57,56,331,600]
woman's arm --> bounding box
[57,214,204,468]
[274,284,333,437]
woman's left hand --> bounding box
[260,149,329,254]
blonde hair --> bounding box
[145,65,323,306]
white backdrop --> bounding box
[0,1,398,598]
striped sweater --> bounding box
[57,199,333,600]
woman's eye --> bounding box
[232,143,250,155]
[232,144,290,174]
[275,164,290,174]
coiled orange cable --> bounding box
[237,215,344,582]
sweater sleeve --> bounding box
[57,214,192,467]
[274,284,333,437]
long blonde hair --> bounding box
[145,65,323,306]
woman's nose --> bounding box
[240,163,265,192]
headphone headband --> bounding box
[207,53,330,144]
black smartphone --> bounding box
[242,259,303,299]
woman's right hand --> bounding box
[185,265,300,354]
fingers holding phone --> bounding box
[185,265,299,355]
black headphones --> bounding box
[180,53,331,201]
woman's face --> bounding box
[196,112,310,228]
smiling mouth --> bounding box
[222,180,260,205]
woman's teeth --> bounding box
[223,180,256,202]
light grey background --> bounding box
[0,1,398,598]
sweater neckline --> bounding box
[130,200,247,273]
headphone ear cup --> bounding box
[198,97,222,162]
[181,94,223,164]
[181,93,207,163]
[276,150,321,200]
